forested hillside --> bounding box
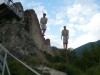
[44,40,100,75]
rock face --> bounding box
[24,9,54,56]
[0,2,54,61]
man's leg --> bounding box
[64,43,68,64]
[63,43,64,49]
[66,43,68,50]
[63,43,66,49]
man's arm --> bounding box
[44,18,48,24]
[68,30,69,39]
[61,30,63,40]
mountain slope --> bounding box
[74,40,100,57]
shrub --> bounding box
[46,63,85,75]
[24,56,41,66]
[6,60,36,75]
[85,64,100,75]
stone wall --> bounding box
[24,9,54,56]
[24,9,44,50]
[0,2,54,58]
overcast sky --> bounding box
[3,0,100,49]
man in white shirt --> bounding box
[40,13,48,36]
[61,26,69,49]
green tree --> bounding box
[68,49,78,64]
[91,43,100,65]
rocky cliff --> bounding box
[0,2,54,63]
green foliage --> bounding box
[76,48,93,71]
[46,62,85,75]
[85,64,100,75]
[64,64,85,75]
[68,49,78,64]
[45,42,100,75]
[5,57,50,75]
[6,42,99,75]
[91,43,100,64]
[6,60,36,75]
[44,49,85,75]
[44,51,65,63]
[24,56,41,66]
[43,51,55,62]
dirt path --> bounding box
[37,66,67,75]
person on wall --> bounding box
[40,13,48,36]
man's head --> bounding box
[64,26,66,29]
[43,13,46,17]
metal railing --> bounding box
[0,44,41,75]
[0,0,23,19]
[0,49,11,75]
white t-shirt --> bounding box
[40,17,47,24]
[62,29,69,44]
[62,29,69,37]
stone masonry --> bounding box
[0,2,54,61]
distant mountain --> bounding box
[51,46,59,51]
[74,40,100,57]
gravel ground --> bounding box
[37,66,67,75]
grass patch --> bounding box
[5,60,36,75]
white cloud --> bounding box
[75,13,100,34]
[47,6,67,26]
[47,18,64,26]
[69,33,99,48]
[45,35,63,48]
[47,18,55,26]
[55,19,64,25]
[56,10,67,20]
[25,2,47,20]
[64,1,100,48]
[68,13,100,48]
[68,24,76,37]
[85,13,100,33]
[66,1,98,24]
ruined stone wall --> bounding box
[24,9,45,50]
[24,9,54,55]
[0,2,54,59]
[0,3,43,60]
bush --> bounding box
[85,64,100,75]
[24,56,41,66]
[46,63,85,75]
[5,60,37,75]
[64,64,85,75]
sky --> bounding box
[2,0,100,49]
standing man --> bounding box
[40,13,48,36]
[61,26,69,49]
[61,26,69,64]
